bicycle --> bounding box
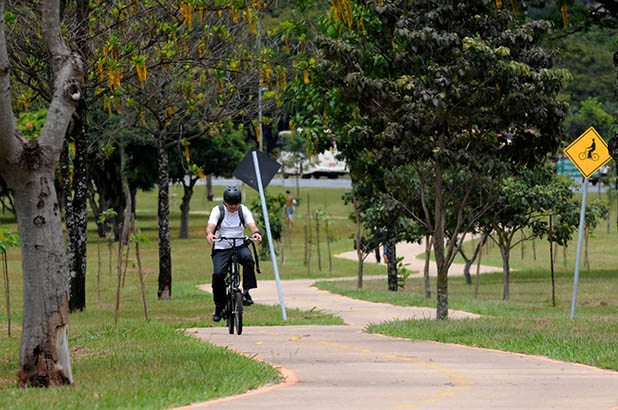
[578,151,599,161]
[215,236,256,335]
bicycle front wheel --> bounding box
[227,293,234,334]
[234,290,243,335]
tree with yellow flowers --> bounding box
[1,0,84,387]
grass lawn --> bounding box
[314,221,618,371]
[0,184,356,409]
[3,181,616,407]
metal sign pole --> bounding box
[570,178,588,319]
[252,151,287,320]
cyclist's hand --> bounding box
[207,232,217,245]
[252,232,262,242]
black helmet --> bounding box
[223,185,241,205]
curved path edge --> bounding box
[173,341,298,410]
[175,276,618,409]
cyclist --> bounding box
[587,138,596,158]
[206,185,262,322]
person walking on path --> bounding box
[284,190,296,226]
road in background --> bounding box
[208,176,352,189]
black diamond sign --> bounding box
[233,148,281,192]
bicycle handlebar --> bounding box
[212,236,262,274]
[213,236,257,245]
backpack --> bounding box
[214,204,245,233]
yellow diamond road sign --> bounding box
[564,126,611,179]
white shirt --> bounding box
[208,204,256,250]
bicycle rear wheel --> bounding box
[226,293,234,334]
[234,290,243,335]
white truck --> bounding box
[279,149,348,179]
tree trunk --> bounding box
[13,172,73,387]
[0,0,83,386]
[206,173,214,201]
[436,262,448,320]
[387,233,397,291]
[132,216,149,321]
[457,244,477,285]
[157,136,172,300]
[179,178,196,239]
[532,238,536,260]
[499,241,511,301]
[433,163,448,320]
[352,189,363,289]
[424,235,431,298]
[115,146,132,323]
[64,0,91,309]
[67,101,89,313]
[474,232,485,298]
[91,161,125,241]
[325,219,332,273]
[549,215,556,307]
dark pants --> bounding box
[211,246,257,308]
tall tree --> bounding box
[307,0,568,319]
[486,164,579,300]
[0,0,83,386]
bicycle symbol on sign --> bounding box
[578,138,599,161]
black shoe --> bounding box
[213,306,224,322]
[242,291,254,306]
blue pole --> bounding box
[570,178,588,319]
[252,151,287,320]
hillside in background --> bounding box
[558,29,617,114]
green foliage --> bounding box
[487,163,581,249]
[16,109,47,139]
[129,228,151,245]
[249,192,287,259]
[169,125,250,183]
[0,226,20,254]
[558,30,617,112]
[563,97,615,140]
[585,202,609,232]
[395,256,412,289]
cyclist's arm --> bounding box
[247,222,262,242]
[206,223,217,245]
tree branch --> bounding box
[0,0,19,167]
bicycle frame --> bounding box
[215,236,252,335]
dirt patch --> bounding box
[71,345,107,360]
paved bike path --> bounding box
[335,238,503,277]
[180,278,618,410]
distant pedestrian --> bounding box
[284,190,296,226]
